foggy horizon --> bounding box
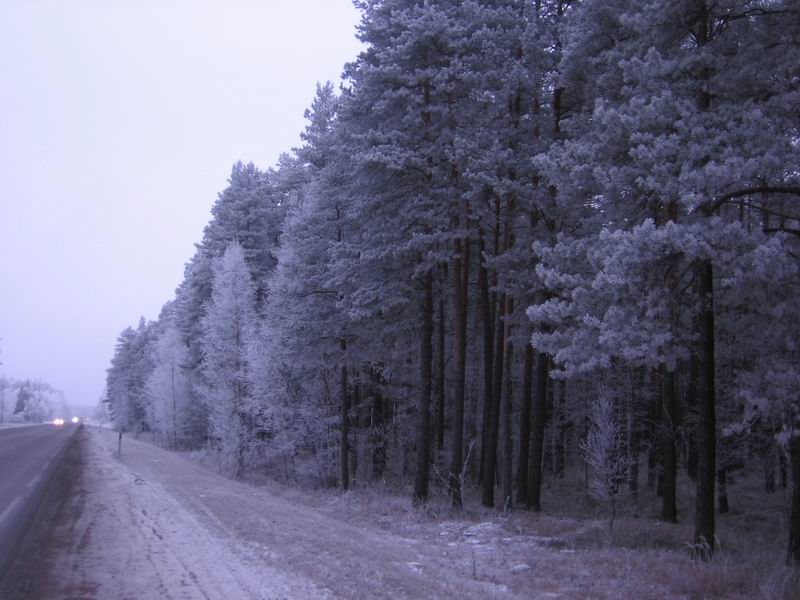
[0,0,363,408]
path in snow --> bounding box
[32,428,518,599]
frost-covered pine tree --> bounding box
[200,241,258,477]
[172,160,292,447]
[105,319,155,436]
[720,234,800,564]
[342,0,479,505]
[146,316,191,449]
[530,0,800,556]
[254,82,356,487]
[201,161,287,304]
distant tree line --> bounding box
[0,376,69,423]
[105,0,800,563]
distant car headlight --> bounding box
[53,418,64,426]
[71,417,79,424]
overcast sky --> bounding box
[0,0,363,410]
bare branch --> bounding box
[763,227,800,239]
[697,186,800,216]
[733,200,800,223]
[298,289,339,298]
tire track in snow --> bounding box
[31,428,329,600]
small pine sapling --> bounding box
[580,393,631,533]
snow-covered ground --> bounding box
[33,428,520,599]
[30,427,791,599]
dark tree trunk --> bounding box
[687,353,699,480]
[436,296,446,451]
[516,344,534,505]
[660,200,678,516]
[648,379,661,492]
[627,374,640,496]
[787,436,800,564]
[765,440,777,493]
[544,375,555,477]
[527,352,549,511]
[629,429,640,495]
[554,380,566,478]
[171,364,178,450]
[661,367,678,522]
[340,338,349,491]
[371,388,386,479]
[692,5,717,559]
[478,233,494,482]
[482,295,506,507]
[780,448,788,489]
[449,237,470,508]
[414,272,434,504]
[352,382,361,483]
[717,467,729,514]
[693,259,716,557]
[501,299,514,511]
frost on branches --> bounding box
[101,0,800,566]
[200,241,258,477]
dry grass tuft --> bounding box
[173,444,796,599]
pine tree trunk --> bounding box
[555,380,566,478]
[449,237,470,508]
[787,436,800,564]
[780,449,788,489]
[717,467,729,514]
[414,272,434,504]
[478,233,494,482]
[765,439,777,493]
[661,367,678,522]
[648,382,661,492]
[692,5,717,559]
[466,369,479,481]
[482,295,506,507]
[171,363,178,450]
[340,338,349,491]
[687,353,699,480]
[516,344,534,505]
[693,259,716,557]
[501,299,514,511]
[436,296,446,451]
[546,380,555,478]
[527,352,549,511]
[352,382,360,483]
[371,388,386,479]
[627,374,640,496]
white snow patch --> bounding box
[510,564,530,573]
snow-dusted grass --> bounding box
[36,429,519,599]
[53,429,795,599]
[204,456,797,600]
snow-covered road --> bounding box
[33,428,517,599]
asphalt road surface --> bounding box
[0,423,79,581]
